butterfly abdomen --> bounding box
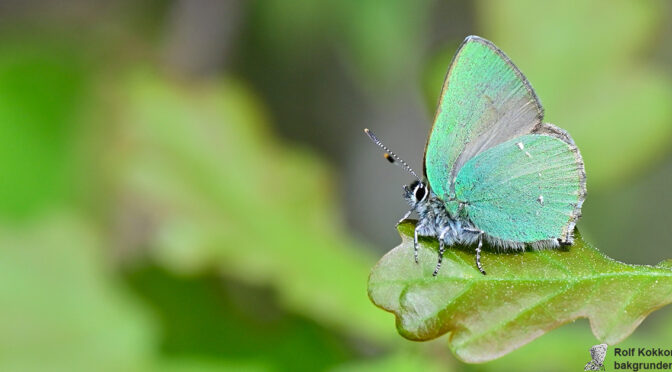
[414,191,562,252]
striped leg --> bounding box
[475,232,486,275]
[433,228,450,276]
[463,227,486,275]
[413,227,419,263]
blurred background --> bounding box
[0,1,670,371]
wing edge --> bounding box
[532,122,587,244]
[457,128,587,248]
[422,35,545,178]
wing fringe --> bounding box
[533,122,587,243]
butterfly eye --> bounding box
[414,183,427,201]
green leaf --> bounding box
[368,220,672,363]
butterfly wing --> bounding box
[591,344,607,364]
[425,36,543,200]
[454,126,586,244]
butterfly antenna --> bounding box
[364,128,420,180]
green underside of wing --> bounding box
[455,134,582,242]
[425,37,540,200]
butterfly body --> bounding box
[366,35,586,276]
[404,186,478,247]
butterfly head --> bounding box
[404,179,428,207]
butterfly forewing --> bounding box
[424,36,543,200]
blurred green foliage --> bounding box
[0,42,87,219]
[0,1,670,372]
[0,215,155,372]
[110,71,391,341]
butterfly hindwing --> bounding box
[454,131,585,244]
[425,36,543,200]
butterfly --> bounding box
[365,35,586,276]
[584,344,607,371]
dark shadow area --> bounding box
[123,265,385,371]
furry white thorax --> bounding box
[403,182,560,251]
[404,184,479,246]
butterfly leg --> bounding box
[433,228,450,276]
[475,232,486,275]
[413,227,419,263]
[463,227,486,275]
[396,209,412,226]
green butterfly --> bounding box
[365,35,586,276]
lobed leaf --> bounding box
[368,220,672,363]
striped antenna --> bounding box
[364,128,419,180]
